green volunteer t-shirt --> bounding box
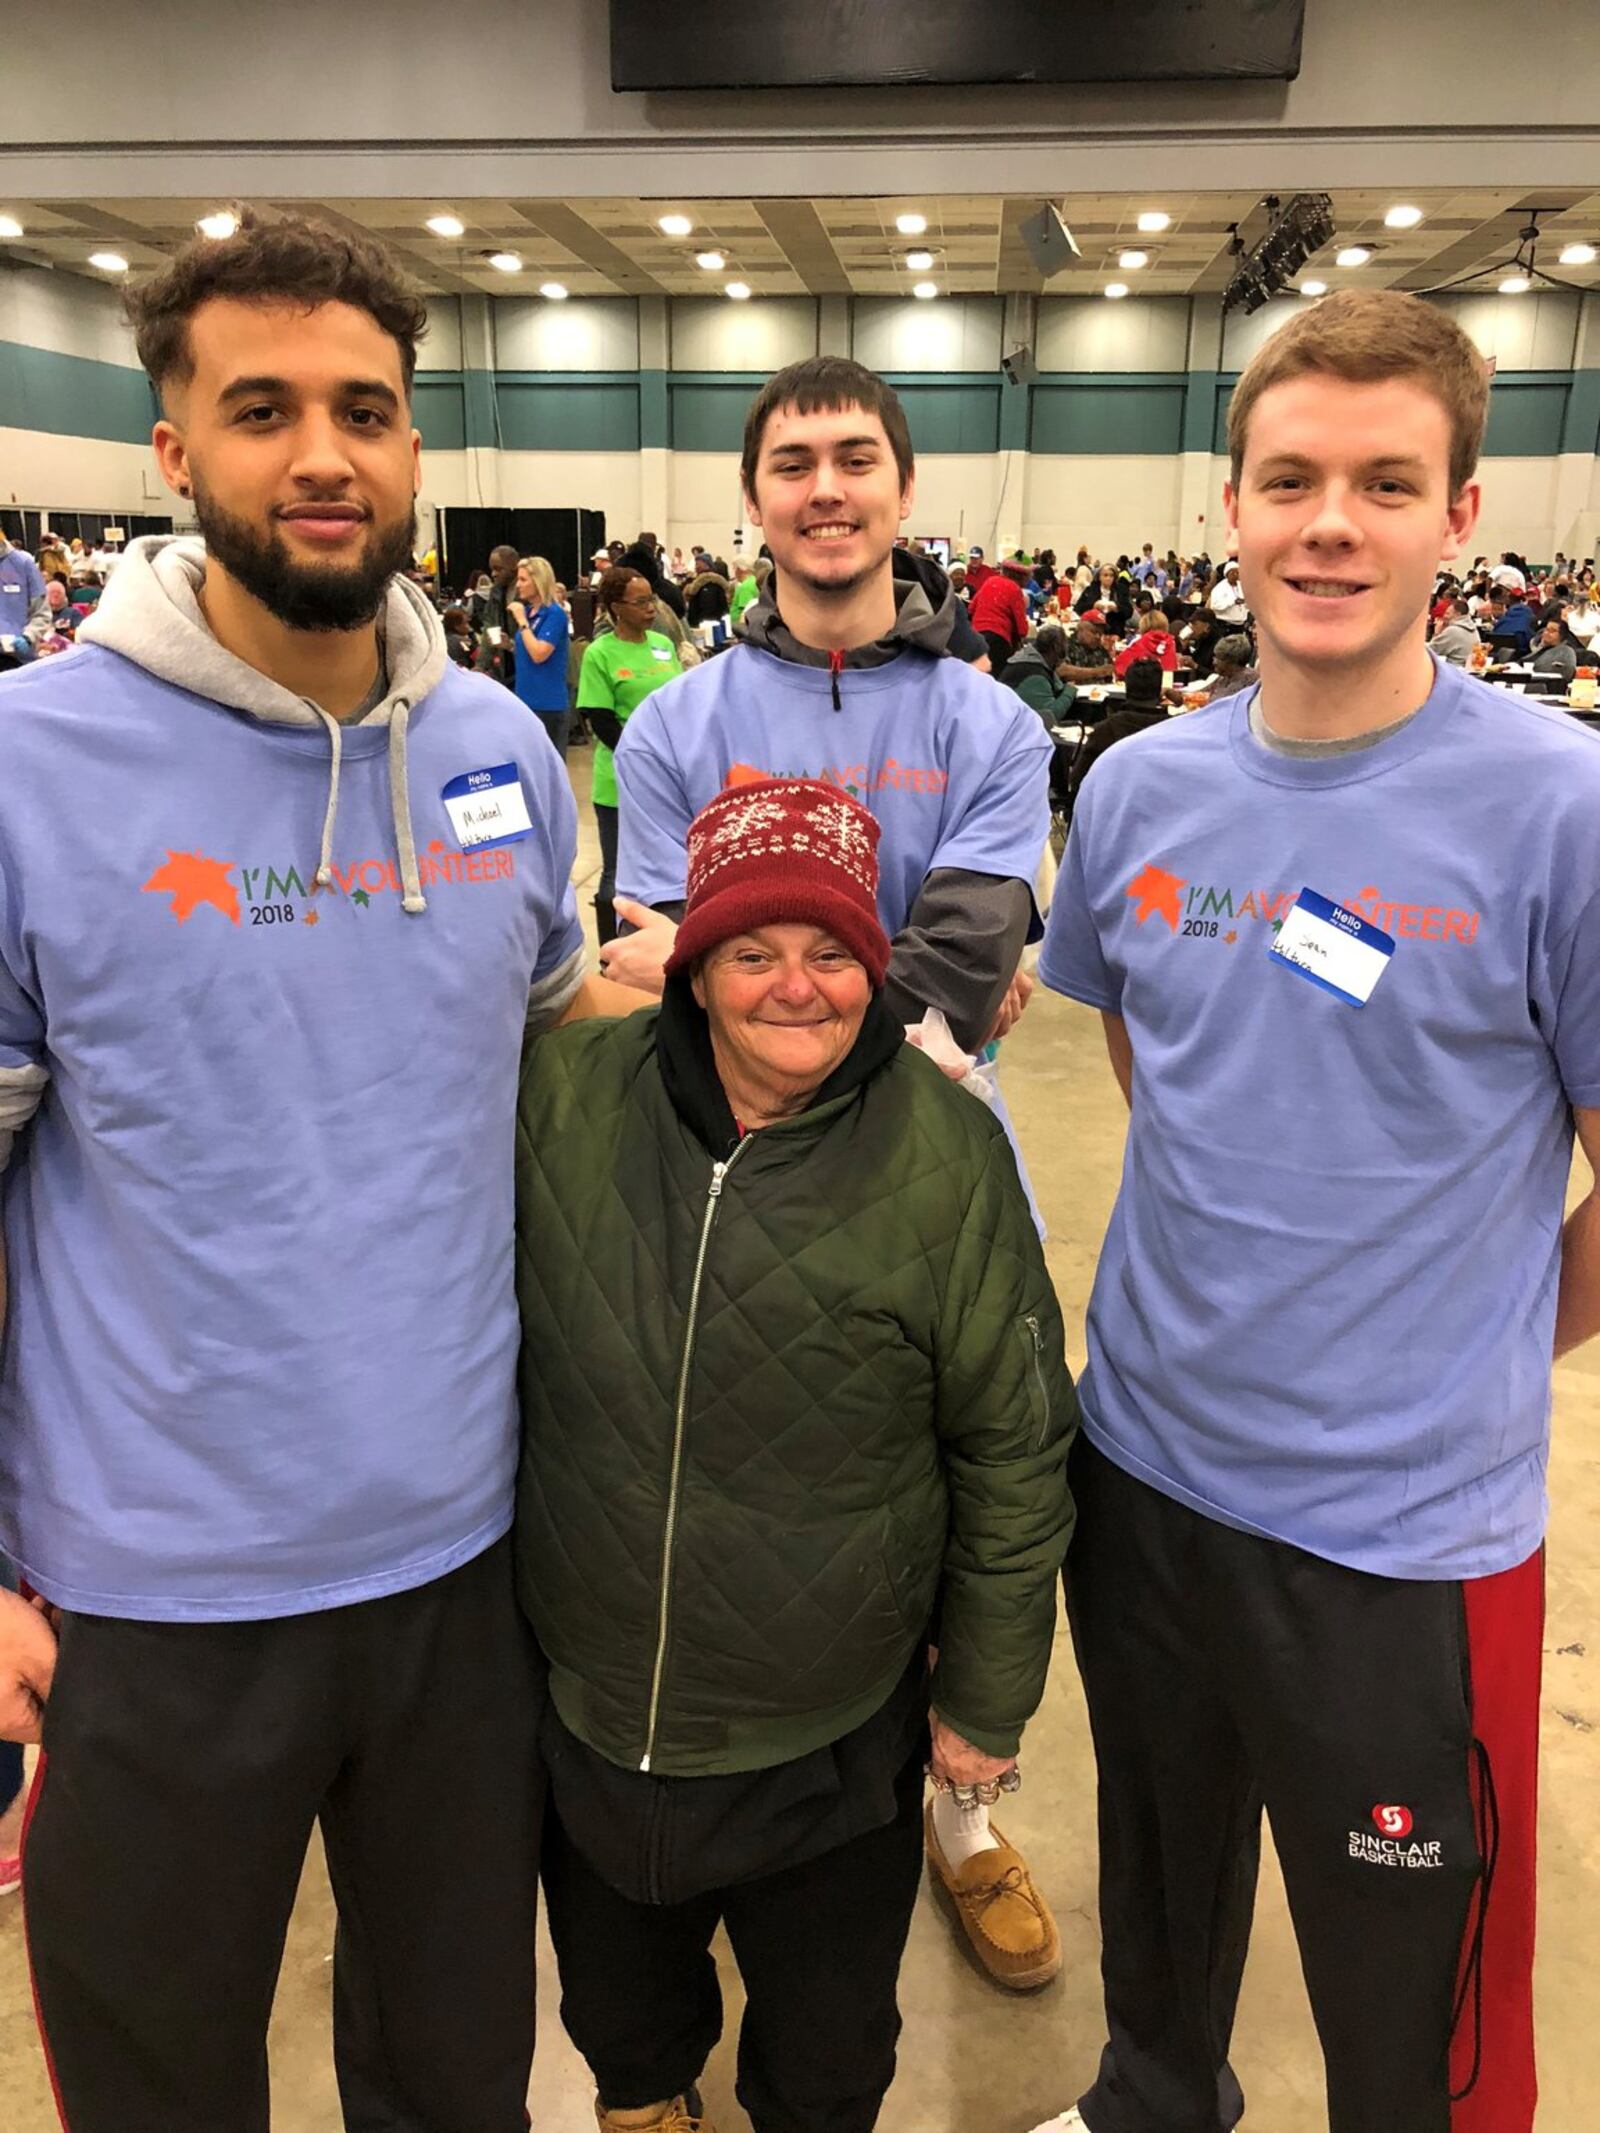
[578,629,682,808]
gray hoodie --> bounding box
[81,534,448,913]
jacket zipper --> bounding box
[640,1135,754,1771]
[1024,1313,1051,1449]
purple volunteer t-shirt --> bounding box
[1041,659,1600,1580]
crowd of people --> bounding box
[0,205,1597,2133]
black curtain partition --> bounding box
[1,510,174,552]
[437,508,604,599]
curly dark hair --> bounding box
[123,206,430,404]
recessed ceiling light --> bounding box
[426,214,465,239]
[725,281,751,301]
[912,281,939,301]
[1118,250,1149,270]
[1136,211,1171,234]
[695,250,725,271]
[488,252,522,274]
[0,215,23,240]
[1499,274,1530,295]
[1384,204,1424,229]
[1559,242,1597,266]
[1335,246,1372,268]
[89,252,129,273]
[905,249,934,271]
[895,213,928,235]
[540,282,568,301]
[1104,283,1130,300]
[1300,280,1328,297]
[658,214,693,237]
[196,211,238,241]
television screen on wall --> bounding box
[609,0,1304,90]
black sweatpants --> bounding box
[1066,1439,1542,2133]
[22,1537,545,2133]
[542,1750,926,2133]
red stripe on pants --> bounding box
[20,1753,73,2132]
[1449,1547,1543,2133]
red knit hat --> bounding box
[664,776,891,986]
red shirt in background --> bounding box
[969,571,1028,647]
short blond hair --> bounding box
[518,555,558,607]
[1227,290,1490,499]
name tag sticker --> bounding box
[1269,887,1395,1007]
[651,645,673,662]
[441,764,534,851]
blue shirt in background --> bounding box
[0,544,45,642]
[1040,659,1600,1581]
[513,601,570,715]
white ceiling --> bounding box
[2,191,1597,303]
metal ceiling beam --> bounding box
[506,202,670,296]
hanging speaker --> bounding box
[1018,205,1081,278]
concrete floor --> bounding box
[1,760,1597,2130]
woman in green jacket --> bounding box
[515,776,1076,2133]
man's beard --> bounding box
[192,479,417,633]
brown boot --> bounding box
[594,2090,715,2133]
[924,1797,1062,1990]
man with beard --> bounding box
[0,209,600,2131]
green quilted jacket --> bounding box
[513,1009,1077,1779]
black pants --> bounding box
[1067,1438,1538,2133]
[542,1751,925,2133]
[24,1537,545,2133]
[981,629,1014,680]
[594,800,619,944]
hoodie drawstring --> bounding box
[387,700,427,913]
[308,697,426,915]
[309,707,344,892]
[828,647,844,712]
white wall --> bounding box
[0,427,165,512]
[1022,456,1187,562]
[669,298,817,373]
[1036,298,1190,374]
[0,263,140,367]
[493,297,639,372]
[1221,289,1584,372]
[851,297,1003,374]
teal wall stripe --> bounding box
[0,338,155,445]
[4,340,1598,466]
[1032,380,1184,456]
[1181,370,1219,456]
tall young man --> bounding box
[1032,289,1600,2133]
[598,356,1065,1991]
[0,210,598,2132]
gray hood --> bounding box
[81,534,449,913]
[740,545,970,671]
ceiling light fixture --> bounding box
[1384,204,1424,229]
[540,282,568,301]
[89,251,129,273]
[1559,242,1597,266]
[695,250,725,271]
[488,252,522,273]
[895,213,927,236]
[725,281,751,301]
[0,215,23,240]
[1104,282,1130,300]
[1335,246,1372,268]
[912,281,939,301]
[1136,211,1171,234]
[1499,274,1530,295]
[196,211,238,241]
[1417,208,1584,302]
[1118,250,1149,270]
[426,214,465,238]
[1300,280,1328,296]
[905,249,934,271]
[658,213,693,237]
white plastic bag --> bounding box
[904,1008,1001,1109]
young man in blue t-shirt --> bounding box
[1033,289,1600,2133]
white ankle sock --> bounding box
[931,1782,1001,1866]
